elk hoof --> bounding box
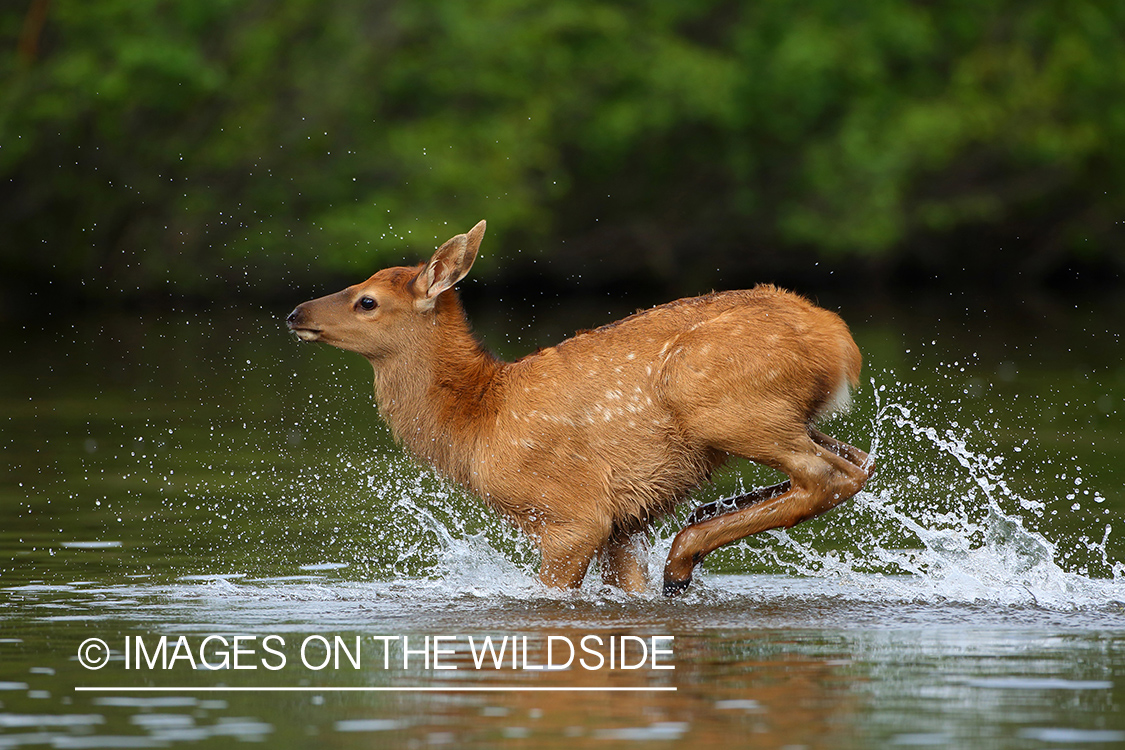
[662,576,692,597]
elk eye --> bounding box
[358,296,377,311]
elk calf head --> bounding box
[286,221,486,360]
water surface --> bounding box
[1,295,1123,748]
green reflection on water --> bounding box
[1,297,1123,585]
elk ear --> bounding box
[413,220,486,308]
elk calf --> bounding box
[287,222,873,595]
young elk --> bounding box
[287,221,873,596]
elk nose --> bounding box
[286,307,303,328]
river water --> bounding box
[1,292,1123,748]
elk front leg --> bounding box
[598,528,649,594]
[538,523,600,590]
[663,440,869,596]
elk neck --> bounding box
[369,290,506,486]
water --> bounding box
[2,296,1123,748]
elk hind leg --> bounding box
[682,428,871,527]
[663,438,868,596]
[809,427,873,472]
[684,480,791,526]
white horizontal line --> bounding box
[76,686,675,693]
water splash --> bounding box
[707,373,1125,609]
[167,367,1124,609]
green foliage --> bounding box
[1,0,1123,298]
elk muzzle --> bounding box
[286,304,321,342]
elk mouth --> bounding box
[289,327,322,342]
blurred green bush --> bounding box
[2,0,1123,299]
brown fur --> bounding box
[287,221,872,595]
